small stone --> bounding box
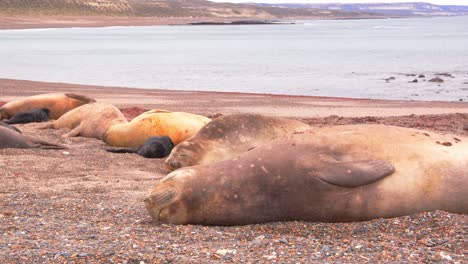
[418,74,425,78]
[279,238,288,244]
[62,151,71,155]
[410,79,418,83]
[253,235,265,243]
[439,251,452,261]
[216,249,237,256]
[429,77,444,83]
[322,245,330,252]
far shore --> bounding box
[0,15,391,30]
[1,78,467,119]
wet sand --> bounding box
[0,78,467,263]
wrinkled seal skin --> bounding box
[40,102,127,139]
[0,93,95,120]
[103,110,211,148]
[106,136,174,158]
[0,126,65,149]
[165,113,310,170]
[146,125,468,226]
[0,121,21,133]
[4,108,50,124]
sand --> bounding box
[0,78,467,263]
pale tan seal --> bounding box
[40,102,128,139]
[103,110,211,148]
[0,93,95,120]
[146,125,468,225]
[165,113,310,170]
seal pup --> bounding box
[0,93,95,120]
[165,113,310,170]
[40,102,128,139]
[0,121,21,133]
[3,108,50,124]
[106,136,174,158]
[0,126,65,149]
[103,110,210,148]
[146,125,468,225]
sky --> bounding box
[209,0,468,5]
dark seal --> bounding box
[4,108,50,124]
[106,136,174,158]
[0,126,65,149]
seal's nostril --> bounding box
[170,161,181,170]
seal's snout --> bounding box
[167,161,182,171]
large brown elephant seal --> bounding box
[0,126,65,149]
[40,102,127,139]
[103,110,211,148]
[165,113,310,170]
[146,125,468,225]
[0,93,95,120]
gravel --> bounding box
[0,110,466,263]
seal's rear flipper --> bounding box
[29,138,67,150]
[37,121,55,130]
[316,158,395,188]
[0,121,21,133]
[65,93,96,103]
[106,147,136,154]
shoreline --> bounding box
[0,15,404,30]
[1,78,467,118]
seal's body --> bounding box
[4,108,50,124]
[0,126,65,149]
[0,93,95,120]
[41,102,127,139]
[146,125,468,225]
[107,136,174,158]
[165,113,310,170]
[103,110,210,148]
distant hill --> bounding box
[0,0,376,18]
[262,2,468,17]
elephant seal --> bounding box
[103,110,210,148]
[0,93,95,120]
[106,136,174,158]
[3,108,50,124]
[40,102,127,139]
[0,121,21,133]
[0,126,65,149]
[165,113,310,170]
[145,125,468,225]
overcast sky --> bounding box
[209,0,468,5]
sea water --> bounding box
[0,16,467,101]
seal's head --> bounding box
[165,140,204,170]
[144,169,195,224]
[41,108,51,117]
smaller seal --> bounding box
[40,102,128,139]
[3,108,50,124]
[0,126,65,149]
[165,113,310,170]
[106,136,174,158]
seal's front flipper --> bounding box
[106,147,136,154]
[316,157,395,188]
[0,121,21,133]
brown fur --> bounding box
[103,110,211,148]
[165,113,310,170]
[40,102,127,139]
[146,125,468,225]
[0,93,96,120]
